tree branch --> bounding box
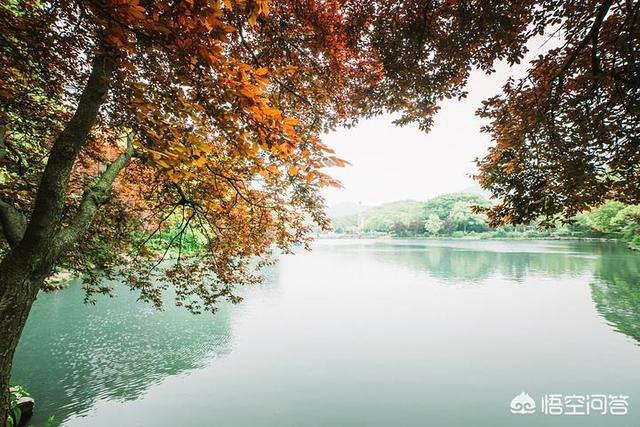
[237,25,314,108]
[21,53,116,249]
[0,121,26,176]
[54,133,134,254]
[556,0,614,83]
[0,125,8,164]
[0,199,26,248]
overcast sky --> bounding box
[320,66,510,207]
[319,38,552,207]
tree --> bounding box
[360,200,424,235]
[422,193,490,222]
[611,205,640,247]
[421,193,490,234]
[424,214,443,235]
[587,200,625,233]
[565,212,594,236]
[0,0,556,420]
[447,201,488,233]
[476,0,640,225]
[449,202,472,233]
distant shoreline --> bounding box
[317,234,616,240]
[315,233,635,247]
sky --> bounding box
[319,51,541,207]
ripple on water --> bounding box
[12,281,235,425]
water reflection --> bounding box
[325,239,640,345]
[363,240,599,282]
[592,251,640,344]
[11,280,235,426]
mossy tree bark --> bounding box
[0,53,132,424]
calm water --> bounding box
[11,239,640,426]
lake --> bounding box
[11,239,640,426]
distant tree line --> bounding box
[330,193,640,248]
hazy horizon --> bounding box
[326,182,489,208]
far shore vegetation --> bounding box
[328,193,640,250]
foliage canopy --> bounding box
[476,0,640,225]
[0,0,638,309]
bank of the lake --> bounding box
[320,233,634,248]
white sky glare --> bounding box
[320,31,564,207]
[320,60,531,207]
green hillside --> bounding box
[329,193,640,247]
[331,193,491,236]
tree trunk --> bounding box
[0,249,48,425]
[0,52,118,426]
